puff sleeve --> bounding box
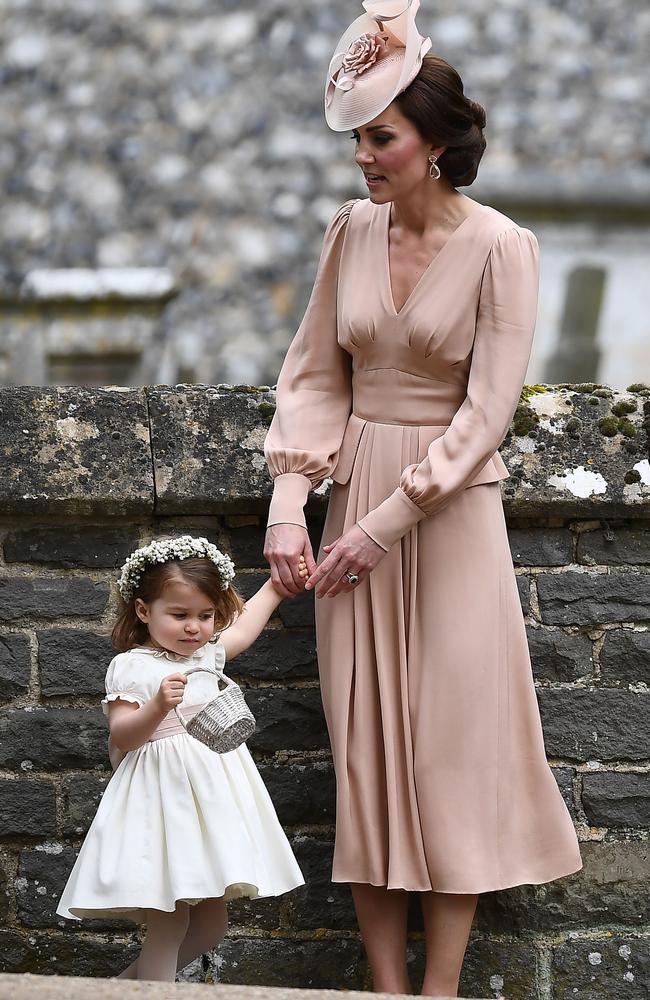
[263,201,357,529]
[358,226,540,551]
[101,654,148,716]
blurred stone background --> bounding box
[1,0,649,388]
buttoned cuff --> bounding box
[267,473,312,529]
[357,488,427,552]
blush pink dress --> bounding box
[264,197,583,893]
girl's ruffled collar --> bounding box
[131,643,211,663]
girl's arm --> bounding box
[108,672,187,751]
[220,578,284,661]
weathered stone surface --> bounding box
[551,936,650,999]
[0,633,31,698]
[277,589,316,628]
[235,572,273,603]
[3,527,139,569]
[577,525,650,565]
[600,628,650,685]
[552,767,577,820]
[538,689,650,761]
[527,627,593,682]
[224,521,268,569]
[61,774,110,837]
[37,629,113,697]
[216,938,367,991]
[0,780,56,836]
[257,762,335,825]
[289,837,357,931]
[149,386,280,514]
[0,579,109,622]
[500,387,650,518]
[0,853,10,924]
[517,576,530,615]
[233,631,317,681]
[406,936,538,1000]
[226,893,283,933]
[537,571,650,625]
[582,772,650,827]
[477,841,649,932]
[0,388,152,516]
[0,930,140,977]
[508,527,573,565]
[0,708,108,769]
[245,690,328,755]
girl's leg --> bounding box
[135,903,191,982]
[176,897,229,972]
[419,892,478,998]
[351,883,411,994]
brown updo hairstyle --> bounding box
[396,54,486,188]
[112,557,245,653]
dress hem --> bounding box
[330,858,583,894]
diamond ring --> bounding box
[344,571,359,585]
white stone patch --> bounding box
[240,427,266,452]
[489,973,505,993]
[55,417,99,443]
[7,34,49,68]
[21,268,175,301]
[20,760,33,771]
[588,952,602,965]
[633,459,650,485]
[618,944,632,960]
[547,466,608,498]
[513,436,538,453]
[250,453,266,473]
[15,878,28,891]
[314,478,332,496]
[527,391,563,419]
[36,842,64,855]
[624,971,635,982]
[36,885,47,895]
[537,417,564,436]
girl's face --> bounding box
[135,577,216,656]
[351,102,441,203]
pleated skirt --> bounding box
[316,419,583,893]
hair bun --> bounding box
[470,100,486,130]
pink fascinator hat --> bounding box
[324,0,432,131]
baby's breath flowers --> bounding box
[117,536,236,601]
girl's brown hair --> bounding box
[396,54,486,188]
[112,557,244,653]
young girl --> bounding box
[56,534,306,982]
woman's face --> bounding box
[351,102,438,203]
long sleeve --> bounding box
[264,201,356,528]
[358,225,540,551]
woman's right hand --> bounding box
[264,524,317,597]
[155,672,187,712]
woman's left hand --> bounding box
[304,524,387,598]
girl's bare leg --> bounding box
[133,903,191,982]
[351,883,411,994]
[176,897,229,971]
[419,892,478,998]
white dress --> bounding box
[56,641,304,922]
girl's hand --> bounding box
[264,524,317,598]
[155,672,187,712]
[305,524,387,598]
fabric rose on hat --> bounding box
[341,31,387,78]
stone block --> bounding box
[508,527,573,566]
[226,893,283,933]
[61,774,110,836]
[0,633,31,698]
[257,761,335,825]
[232,630,317,681]
[288,836,357,930]
[537,572,650,625]
[0,579,108,622]
[0,928,140,977]
[0,387,152,517]
[577,525,650,565]
[38,629,114,697]
[0,852,10,923]
[477,841,649,932]
[277,589,315,628]
[552,767,577,820]
[551,936,650,998]
[235,572,271,602]
[527,627,593,682]
[517,576,530,615]
[538,689,650,761]
[0,708,108,769]
[223,523,267,568]
[406,936,539,1000]
[600,629,650,685]
[215,937,366,990]
[245,690,328,754]
[582,772,650,827]
[3,527,138,569]
[0,780,56,836]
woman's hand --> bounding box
[305,524,387,598]
[155,672,187,713]
[264,524,317,598]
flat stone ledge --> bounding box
[19,269,176,303]
[0,978,473,1000]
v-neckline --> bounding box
[384,202,484,317]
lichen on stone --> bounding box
[611,398,637,417]
[597,416,619,437]
[624,469,642,484]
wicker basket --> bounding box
[174,665,256,753]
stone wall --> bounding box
[0,383,649,998]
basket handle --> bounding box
[172,664,234,729]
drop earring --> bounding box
[428,154,440,180]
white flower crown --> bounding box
[117,535,236,601]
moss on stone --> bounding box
[598,416,619,437]
[611,398,637,416]
[256,401,276,420]
[627,383,650,393]
[565,417,582,434]
[624,469,642,484]
[520,384,548,400]
[512,402,540,436]
[618,418,637,437]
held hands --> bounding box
[306,524,387,598]
[155,672,187,713]
[264,524,317,598]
